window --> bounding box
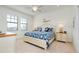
[20,18,27,31]
[7,14,18,32]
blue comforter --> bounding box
[25,31,55,41]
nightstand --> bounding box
[56,32,68,43]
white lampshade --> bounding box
[58,24,64,32]
[59,24,64,28]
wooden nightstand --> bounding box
[56,32,68,43]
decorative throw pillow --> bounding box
[45,27,49,32]
[45,27,53,32]
[37,27,42,31]
[49,28,53,32]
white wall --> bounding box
[73,6,79,52]
[0,6,33,35]
[33,6,74,42]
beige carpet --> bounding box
[0,37,16,53]
[15,38,75,53]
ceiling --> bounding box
[5,5,64,16]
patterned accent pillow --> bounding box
[45,27,49,32]
[37,27,42,31]
[45,27,53,32]
[49,28,53,32]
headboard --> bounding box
[40,23,56,29]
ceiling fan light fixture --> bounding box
[32,6,38,12]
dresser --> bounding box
[56,32,68,42]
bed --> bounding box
[24,27,55,49]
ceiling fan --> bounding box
[32,5,42,12]
[32,6,38,12]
